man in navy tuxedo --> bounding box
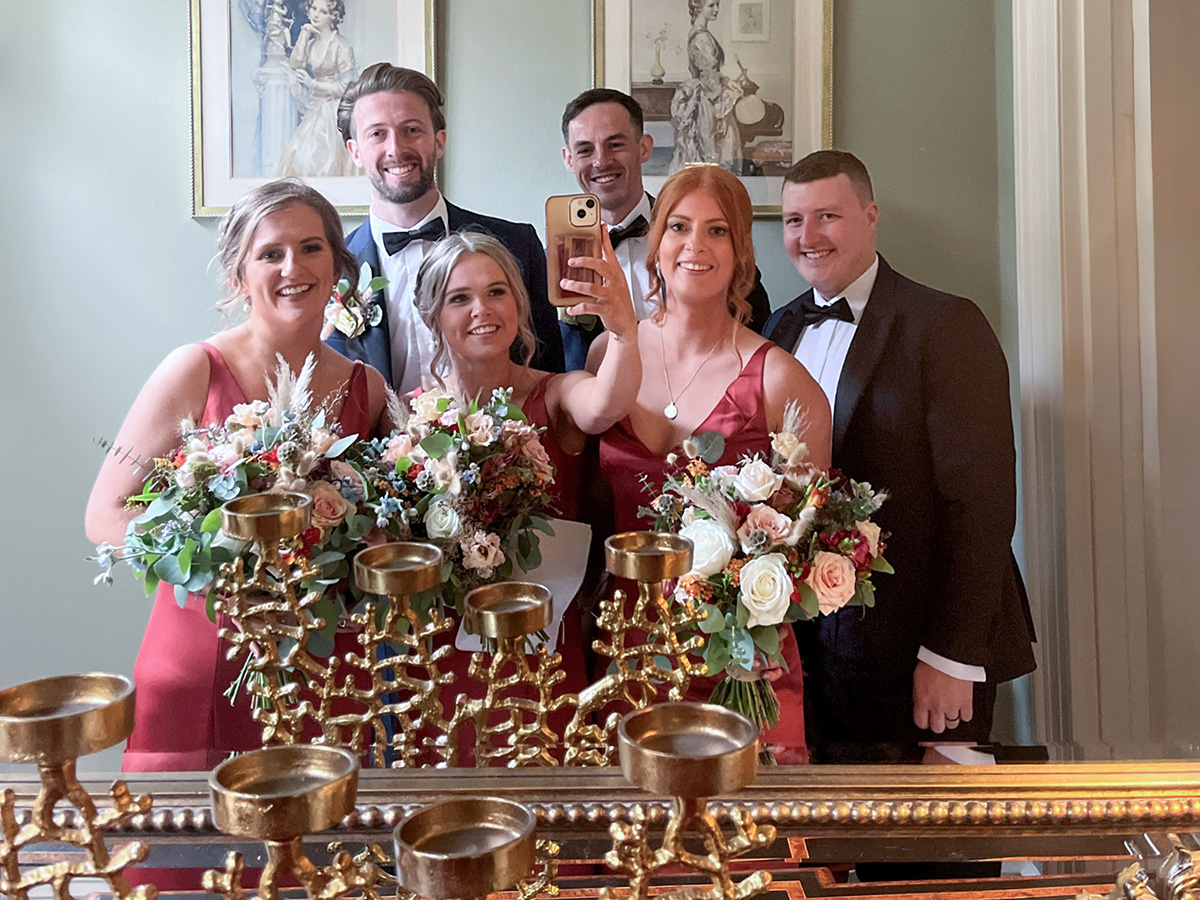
[559,88,771,370]
[764,150,1035,758]
[327,63,563,391]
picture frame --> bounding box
[189,0,436,217]
[593,0,832,215]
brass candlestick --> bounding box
[203,745,388,900]
[563,532,705,766]
[351,541,452,767]
[394,797,536,900]
[0,673,154,900]
[451,582,571,766]
[602,702,775,900]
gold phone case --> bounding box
[546,193,603,307]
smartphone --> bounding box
[546,193,603,307]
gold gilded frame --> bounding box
[590,0,833,217]
[9,762,1200,847]
[188,0,438,217]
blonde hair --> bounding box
[413,231,537,384]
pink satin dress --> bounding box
[122,342,372,772]
[599,343,809,763]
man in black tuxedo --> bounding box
[559,89,771,370]
[327,63,563,391]
[764,151,1035,758]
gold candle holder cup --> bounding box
[618,702,759,798]
[0,673,134,764]
[464,582,552,640]
[605,532,693,582]
[354,541,443,596]
[221,492,312,543]
[393,797,536,899]
[209,745,358,842]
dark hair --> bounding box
[215,179,358,317]
[646,166,755,325]
[783,150,874,204]
[413,231,537,384]
[337,63,445,144]
[560,88,645,143]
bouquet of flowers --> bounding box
[361,385,556,617]
[643,404,892,728]
[93,355,378,656]
[322,262,385,340]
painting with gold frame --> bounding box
[189,0,436,217]
[594,0,831,215]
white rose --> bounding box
[738,552,793,627]
[856,520,882,557]
[771,431,808,467]
[411,391,447,424]
[679,518,736,578]
[464,412,495,447]
[424,496,462,539]
[731,459,784,503]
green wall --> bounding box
[0,1,1014,769]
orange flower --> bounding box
[726,557,746,587]
[687,459,711,479]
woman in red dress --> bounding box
[86,180,390,773]
[593,166,831,763]
[411,228,640,763]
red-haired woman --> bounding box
[590,165,831,763]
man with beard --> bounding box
[329,63,563,392]
[559,88,772,370]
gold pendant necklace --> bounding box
[660,325,727,420]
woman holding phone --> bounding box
[590,165,831,763]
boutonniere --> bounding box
[322,262,386,340]
[557,309,601,332]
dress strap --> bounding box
[338,360,372,438]
[197,342,248,427]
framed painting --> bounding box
[190,0,436,217]
[594,0,831,215]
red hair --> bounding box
[645,166,755,325]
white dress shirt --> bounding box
[370,195,450,394]
[612,193,654,320]
[792,254,986,684]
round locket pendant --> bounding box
[664,402,679,419]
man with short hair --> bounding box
[328,63,563,392]
[765,150,1036,758]
[559,88,770,370]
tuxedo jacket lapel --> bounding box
[768,296,809,356]
[833,259,898,457]
[341,221,394,386]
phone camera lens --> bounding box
[585,198,596,209]
[576,209,586,219]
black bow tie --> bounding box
[798,293,854,328]
[609,215,649,250]
[382,219,446,255]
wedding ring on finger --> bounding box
[945,716,961,728]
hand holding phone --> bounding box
[546,193,604,307]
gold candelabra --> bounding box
[213,491,707,768]
[0,673,154,900]
[602,702,775,900]
[393,797,541,900]
[203,744,390,900]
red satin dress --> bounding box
[122,342,372,773]
[598,343,809,763]
[429,373,590,766]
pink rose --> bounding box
[519,436,555,484]
[306,481,355,529]
[805,550,857,614]
[310,428,338,457]
[855,520,882,557]
[380,432,415,466]
[500,419,538,449]
[737,504,796,552]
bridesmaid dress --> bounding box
[599,343,809,763]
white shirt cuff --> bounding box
[931,745,996,765]
[918,645,986,682]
